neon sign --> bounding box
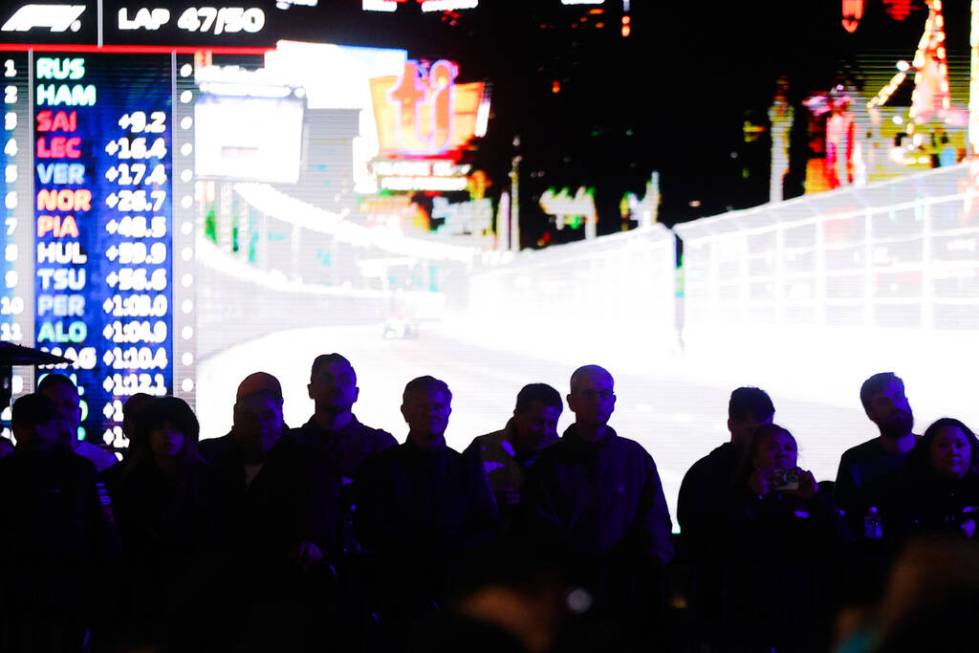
[432,197,492,235]
[883,0,913,21]
[369,59,485,157]
[371,158,472,191]
[842,0,863,33]
[540,186,598,238]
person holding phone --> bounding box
[720,423,847,653]
[746,424,818,499]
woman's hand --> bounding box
[789,469,818,500]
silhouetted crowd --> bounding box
[1,359,977,653]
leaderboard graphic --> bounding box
[35,54,176,440]
[2,50,196,447]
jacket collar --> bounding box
[562,423,617,449]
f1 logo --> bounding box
[1,4,86,32]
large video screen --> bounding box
[2,0,979,526]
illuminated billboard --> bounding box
[369,60,487,158]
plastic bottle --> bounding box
[863,505,883,540]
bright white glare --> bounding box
[231,183,476,263]
[475,98,491,137]
[421,0,478,11]
[195,95,303,184]
[362,0,398,11]
[199,82,292,98]
[380,176,469,191]
[263,41,407,193]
